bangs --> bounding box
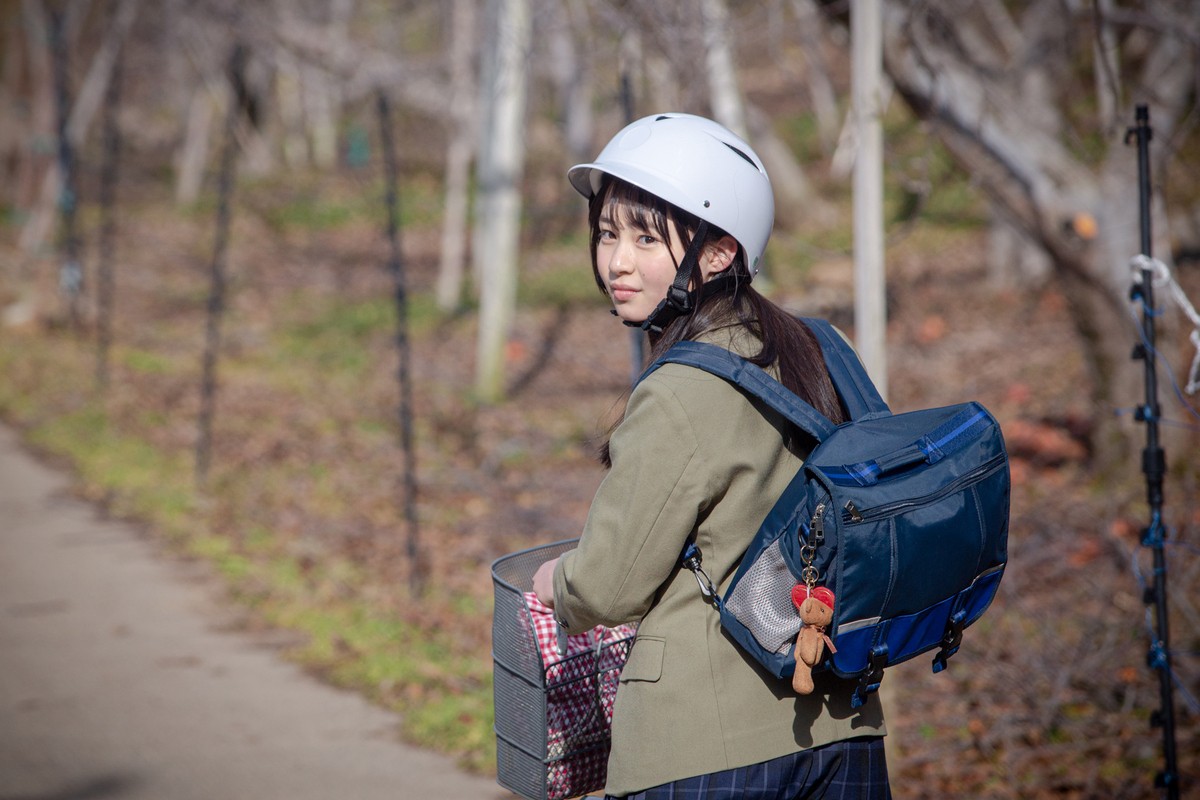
[598,179,674,242]
[583,174,746,298]
[586,177,695,294]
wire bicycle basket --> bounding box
[491,539,636,800]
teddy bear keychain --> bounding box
[790,584,836,694]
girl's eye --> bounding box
[637,234,658,246]
[598,229,616,242]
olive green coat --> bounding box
[552,326,886,797]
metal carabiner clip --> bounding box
[681,541,719,605]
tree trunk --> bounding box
[66,0,140,145]
[275,50,308,168]
[176,86,218,206]
[234,52,273,178]
[307,0,353,169]
[12,0,53,218]
[985,213,1050,289]
[790,0,840,153]
[161,0,190,130]
[746,101,816,224]
[473,0,531,403]
[851,0,887,398]
[873,1,1196,470]
[548,0,591,164]
[436,0,477,313]
[18,0,138,255]
[1091,0,1121,137]
[0,9,21,215]
[701,0,747,139]
[701,0,813,222]
[303,63,338,169]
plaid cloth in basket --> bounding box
[523,592,636,800]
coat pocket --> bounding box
[618,636,664,683]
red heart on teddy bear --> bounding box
[791,584,835,611]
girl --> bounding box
[532,113,890,799]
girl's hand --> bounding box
[532,557,559,608]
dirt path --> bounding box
[0,423,514,800]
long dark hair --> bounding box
[590,176,846,465]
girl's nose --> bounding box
[607,239,634,275]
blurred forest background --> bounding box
[2,1,1200,798]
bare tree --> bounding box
[611,0,816,221]
[18,0,139,255]
[790,0,840,153]
[274,42,308,169]
[174,8,231,205]
[176,86,218,205]
[270,6,446,115]
[269,0,350,170]
[307,0,353,169]
[702,0,749,138]
[473,0,532,402]
[546,0,593,164]
[854,1,1200,468]
[435,0,478,313]
[3,2,49,220]
[8,0,52,262]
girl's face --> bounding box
[595,199,735,325]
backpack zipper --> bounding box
[800,501,827,588]
[810,501,826,545]
[841,454,1006,525]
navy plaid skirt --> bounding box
[606,736,891,800]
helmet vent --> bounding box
[724,142,757,169]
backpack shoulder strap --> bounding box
[800,318,890,419]
[639,340,837,443]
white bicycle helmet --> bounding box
[567,112,775,276]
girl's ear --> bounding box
[702,235,739,279]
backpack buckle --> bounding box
[932,610,967,673]
[851,644,888,708]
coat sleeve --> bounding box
[551,375,716,632]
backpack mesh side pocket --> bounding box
[723,538,801,654]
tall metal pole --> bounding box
[1126,104,1180,800]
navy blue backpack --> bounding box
[640,318,1010,708]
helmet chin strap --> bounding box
[622,222,711,335]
